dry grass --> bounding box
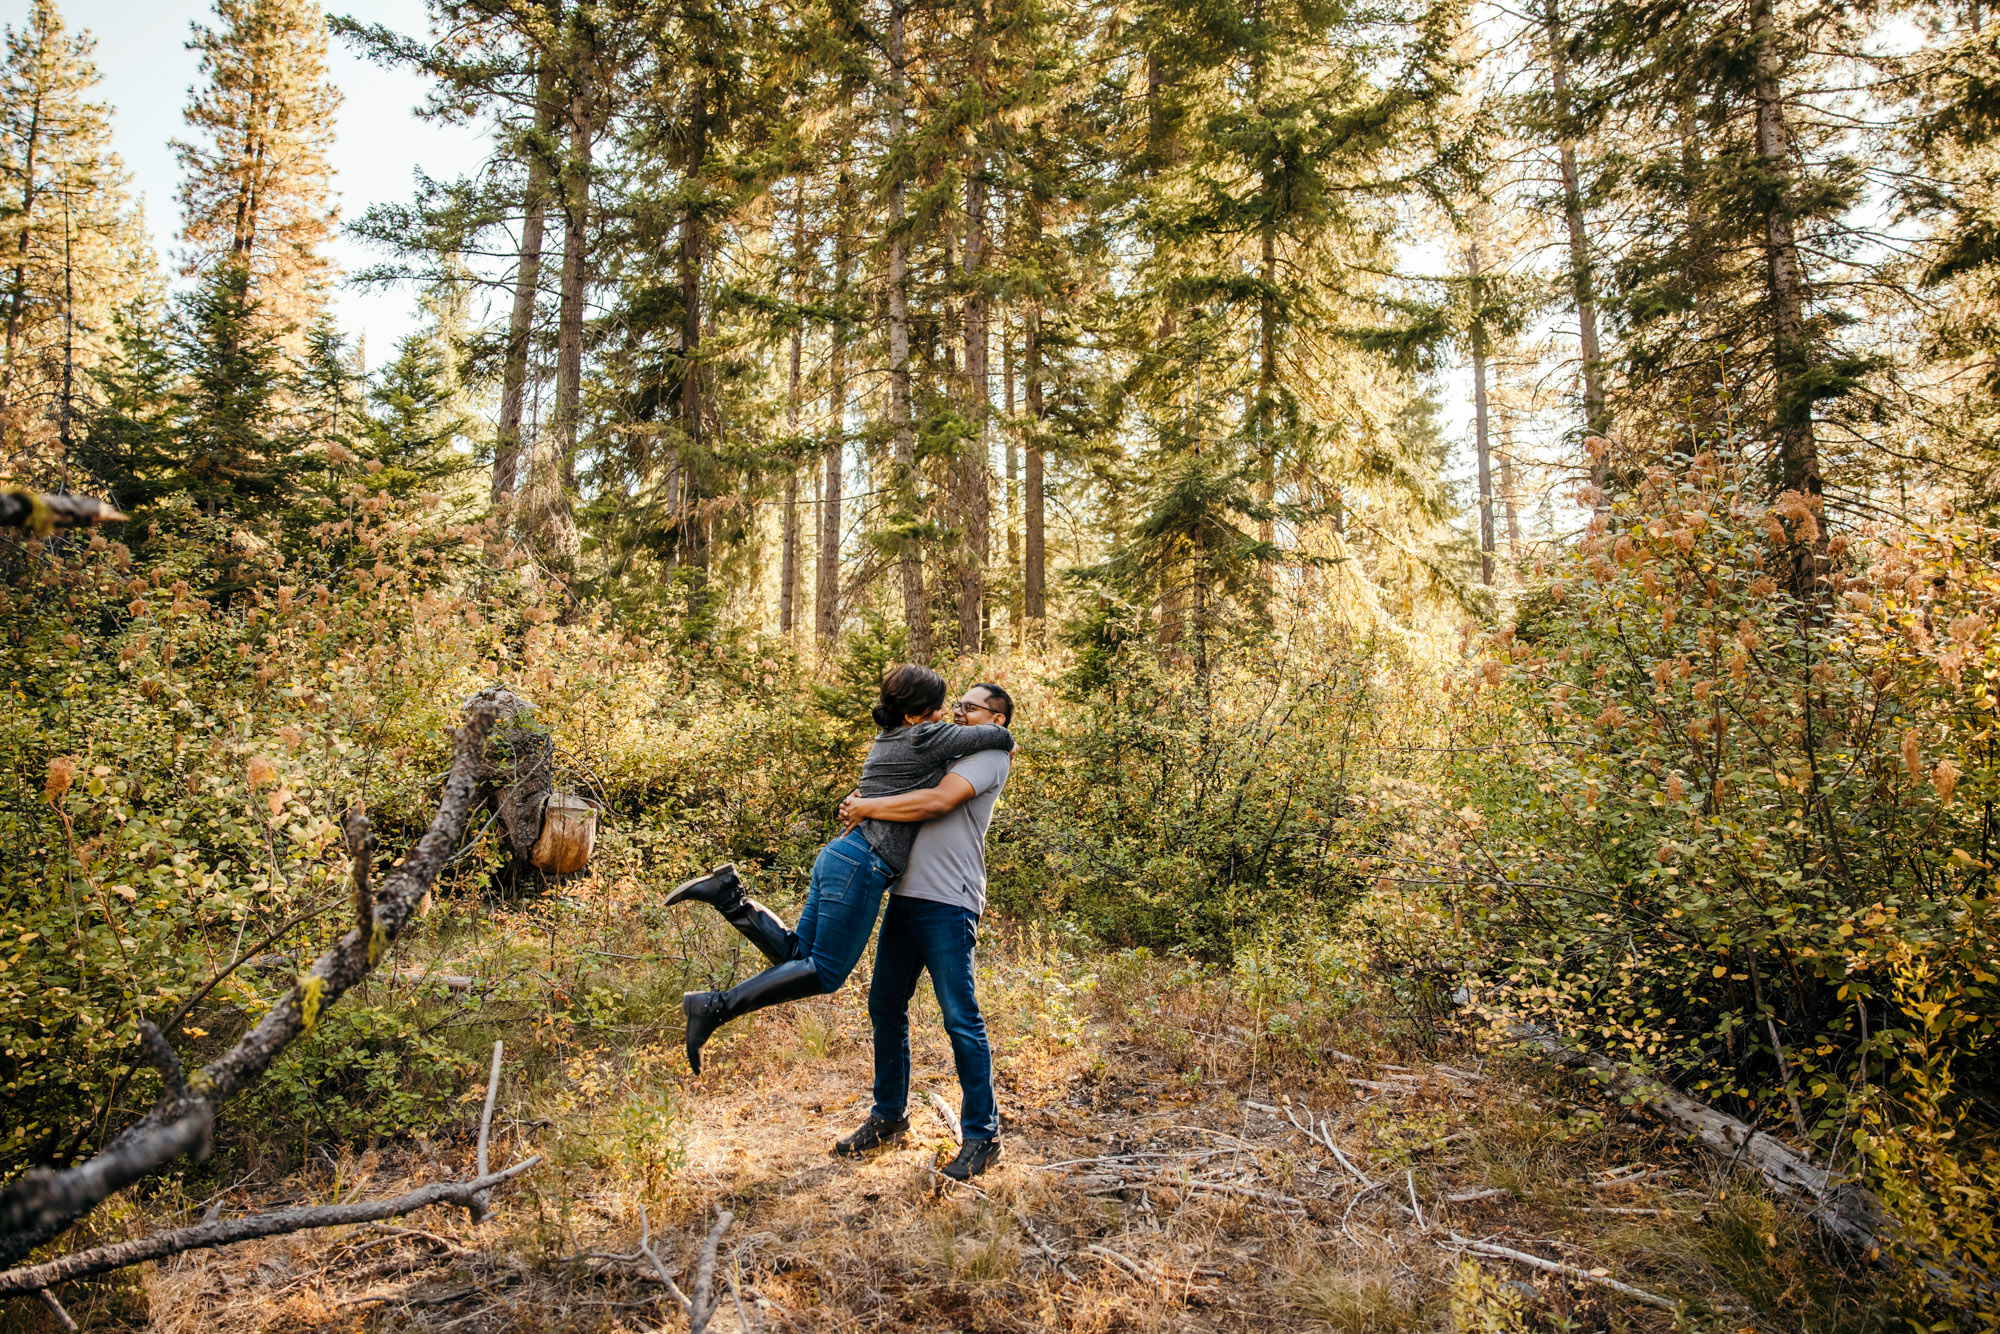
[5,911,1906,1334]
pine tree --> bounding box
[361,331,475,498]
[176,0,341,341]
[1115,0,1467,640]
[0,0,155,479]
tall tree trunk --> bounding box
[1470,244,1495,587]
[1257,225,1277,547]
[1022,155,1047,636]
[0,90,42,448]
[1023,309,1047,634]
[553,77,592,485]
[780,201,804,636]
[958,22,991,656]
[678,72,712,606]
[1751,0,1819,504]
[1543,0,1608,485]
[819,172,853,645]
[533,57,589,569]
[1495,360,1520,556]
[1004,328,1020,637]
[495,58,555,510]
[886,2,932,660]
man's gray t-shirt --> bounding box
[895,749,1010,916]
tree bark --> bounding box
[1542,0,1608,486]
[552,68,593,491]
[885,2,931,660]
[1495,360,1520,556]
[0,85,42,448]
[1022,153,1047,636]
[820,174,853,645]
[781,188,806,637]
[1751,0,1820,504]
[494,56,556,509]
[1004,328,1020,636]
[1471,243,1495,587]
[1257,225,1277,546]
[779,479,799,635]
[678,68,713,607]
[1023,303,1046,634]
[958,14,992,657]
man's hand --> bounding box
[837,789,870,831]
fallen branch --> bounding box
[923,1090,961,1147]
[689,1208,735,1334]
[471,1040,504,1222]
[0,488,125,533]
[36,1289,76,1332]
[1499,1014,1882,1250]
[1441,1232,1676,1311]
[634,1202,696,1316]
[0,1157,538,1296]
[0,700,503,1268]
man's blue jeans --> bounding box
[788,828,896,993]
[868,895,997,1141]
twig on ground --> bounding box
[0,1157,538,1295]
[1442,1233,1677,1311]
[634,1203,694,1317]
[689,1207,735,1334]
[923,1090,961,1146]
[727,1251,762,1334]
[36,1288,77,1332]
[471,1040,504,1222]
[1085,1244,1147,1281]
[1342,1174,1392,1247]
[1283,1103,1372,1189]
[1445,1188,1510,1203]
[928,1169,1075,1278]
[1407,1169,1427,1232]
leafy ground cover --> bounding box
[6,897,1905,1333]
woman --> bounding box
[669,664,1012,1072]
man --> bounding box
[828,682,1013,1181]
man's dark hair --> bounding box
[873,663,947,729]
[972,682,1013,726]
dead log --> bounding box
[0,700,503,1268]
[1500,1013,1883,1251]
[0,488,125,533]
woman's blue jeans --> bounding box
[868,896,997,1141]
[784,828,895,994]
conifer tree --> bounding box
[176,0,342,341]
[0,0,154,477]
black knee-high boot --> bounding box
[666,863,798,965]
[683,958,823,1073]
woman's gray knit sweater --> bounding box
[855,721,1013,875]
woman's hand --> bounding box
[837,789,872,831]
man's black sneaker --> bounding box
[941,1138,1001,1181]
[833,1114,909,1157]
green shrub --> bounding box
[240,1002,468,1149]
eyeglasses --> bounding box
[952,698,996,715]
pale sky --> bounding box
[2,0,491,364]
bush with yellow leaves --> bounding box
[1439,446,1999,1311]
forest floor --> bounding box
[25,926,1893,1334]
